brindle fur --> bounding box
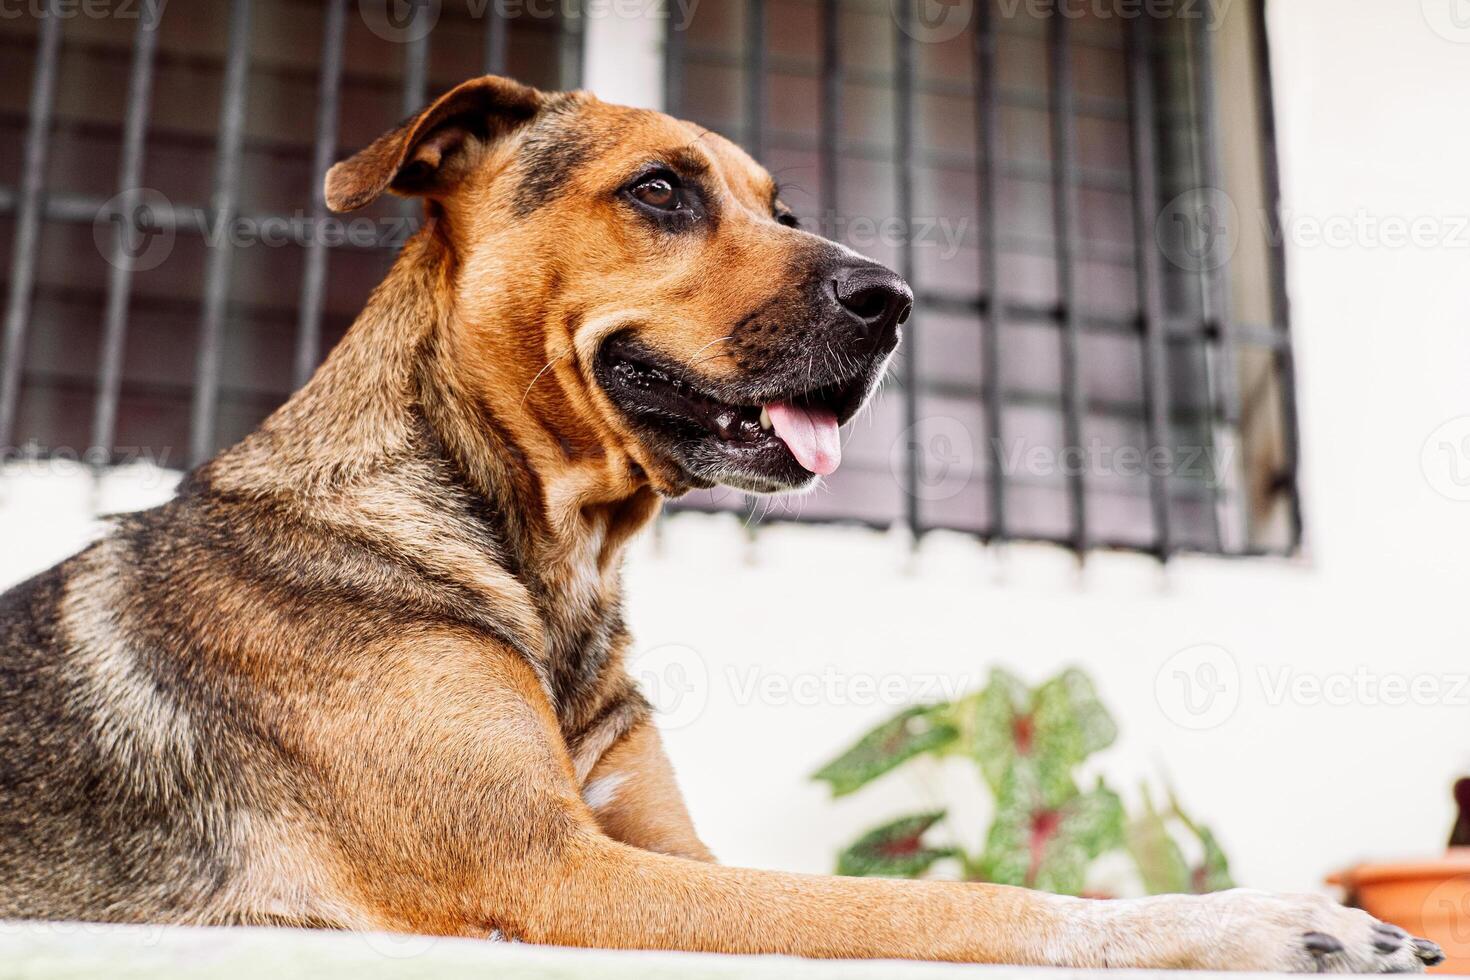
[0,76,1443,971]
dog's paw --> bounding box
[1182,889,1443,973]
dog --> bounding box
[0,75,1443,972]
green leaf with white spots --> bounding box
[973,764,1041,887]
[812,704,959,797]
[1031,782,1126,895]
[966,668,1032,793]
[966,667,1115,810]
[1167,789,1236,893]
[1192,824,1235,893]
[1127,787,1193,895]
[815,665,1232,900]
[977,774,1125,895]
[835,811,959,878]
[1029,669,1118,808]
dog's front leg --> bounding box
[520,834,1446,975]
[311,640,1435,970]
[582,720,715,862]
[522,836,1439,970]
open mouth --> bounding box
[594,334,883,492]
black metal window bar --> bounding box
[0,0,582,469]
[0,0,1300,562]
[665,0,1302,559]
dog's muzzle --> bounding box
[594,259,912,495]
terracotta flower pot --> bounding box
[1329,850,1470,974]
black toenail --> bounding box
[1375,923,1408,939]
[1374,937,1403,954]
[1303,932,1345,955]
[1412,938,1445,966]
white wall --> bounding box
[3,0,1469,897]
[580,0,667,110]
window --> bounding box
[665,0,1301,558]
[0,0,580,468]
[0,0,1299,561]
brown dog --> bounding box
[0,76,1442,971]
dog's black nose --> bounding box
[833,264,913,351]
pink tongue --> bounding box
[765,401,842,476]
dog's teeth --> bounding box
[759,407,772,431]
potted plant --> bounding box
[813,667,1233,897]
[1328,778,1470,973]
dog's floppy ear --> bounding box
[325,75,543,213]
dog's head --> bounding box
[327,76,910,496]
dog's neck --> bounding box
[205,232,661,697]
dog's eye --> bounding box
[632,176,680,211]
[776,211,800,229]
[623,169,704,228]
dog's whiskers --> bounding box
[687,335,736,372]
[690,351,739,371]
[521,348,572,407]
[690,335,733,361]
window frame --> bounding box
[0,0,585,469]
[0,0,1301,562]
[660,0,1302,561]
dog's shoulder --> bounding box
[0,552,82,714]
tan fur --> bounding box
[0,76,1438,973]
